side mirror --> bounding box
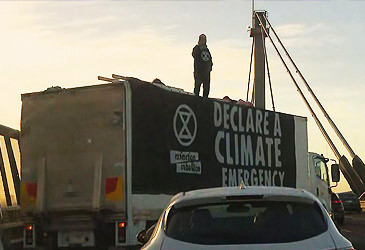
[331,163,340,183]
[137,230,147,245]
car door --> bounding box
[313,156,331,210]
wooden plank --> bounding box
[98,76,114,82]
[112,74,127,80]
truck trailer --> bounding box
[20,78,336,249]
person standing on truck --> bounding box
[192,34,213,97]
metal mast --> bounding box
[262,15,365,184]
[250,10,268,109]
[255,13,365,196]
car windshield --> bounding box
[166,200,327,245]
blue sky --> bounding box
[0,0,365,192]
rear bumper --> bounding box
[23,211,127,249]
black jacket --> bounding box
[192,45,213,76]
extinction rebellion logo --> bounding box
[170,104,201,175]
[173,104,197,146]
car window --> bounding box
[320,162,328,182]
[314,157,328,182]
[165,200,327,245]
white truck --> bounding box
[20,78,338,249]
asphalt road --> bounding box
[339,212,365,250]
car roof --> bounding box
[170,186,317,208]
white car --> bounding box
[137,186,354,250]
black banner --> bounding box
[131,81,296,195]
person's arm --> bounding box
[192,45,199,59]
[208,48,213,70]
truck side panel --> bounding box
[130,80,299,195]
[294,116,309,190]
[127,80,308,245]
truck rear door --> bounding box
[20,84,126,213]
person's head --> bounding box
[198,34,207,46]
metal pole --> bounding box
[4,137,20,205]
[261,28,275,111]
[0,144,12,206]
[246,40,254,102]
[0,125,19,140]
[263,15,356,158]
[250,11,267,109]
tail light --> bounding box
[115,221,127,245]
[24,224,35,247]
[332,200,342,204]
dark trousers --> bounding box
[194,73,210,97]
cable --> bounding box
[256,13,365,195]
[263,15,356,159]
[246,40,255,102]
[255,12,341,160]
[251,81,255,104]
[260,25,275,111]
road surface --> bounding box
[339,212,365,250]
